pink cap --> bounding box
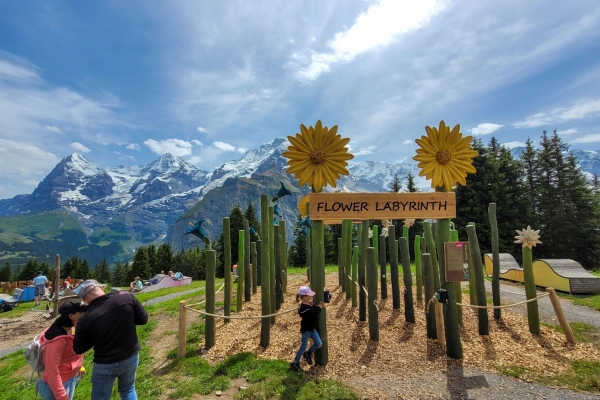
[298,286,315,296]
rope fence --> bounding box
[185,306,298,319]
[456,292,549,309]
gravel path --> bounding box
[482,280,600,330]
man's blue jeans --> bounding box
[293,329,322,363]
[91,352,139,400]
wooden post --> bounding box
[388,225,400,310]
[259,195,271,347]
[351,246,358,307]
[269,206,276,324]
[343,220,353,299]
[312,218,328,366]
[466,225,489,335]
[547,288,575,343]
[379,233,387,300]
[274,224,282,310]
[205,250,216,349]
[367,247,379,341]
[422,253,437,339]
[223,218,231,323]
[435,301,445,348]
[488,204,501,319]
[414,235,422,301]
[53,255,60,318]
[244,219,251,302]
[178,300,188,358]
[251,242,258,294]
[358,220,369,322]
[237,230,245,312]
[399,237,415,323]
[280,220,287,294]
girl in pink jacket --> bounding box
[38,300,87,400]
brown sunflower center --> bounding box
[436,150,451,164]
[310,149,326,164]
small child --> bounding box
[290,286,324,372]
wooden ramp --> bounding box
[532,259,600,294]
[484,253,524,282]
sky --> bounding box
[1,0,600,199]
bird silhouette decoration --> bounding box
[300,216,312,229]
[272,181,292,202]
[184,218,210,245]
[274,204,282,218]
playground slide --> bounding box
[532,259,600,294]
[484,253,524,282]
[113,274,192,294]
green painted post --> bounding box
[343,220,352,299]
[244,219,251,302]
[373,225,379,270]
[422,253,437,338]
[259,195,270,347]
[388,225,400,310]
[269,206,275,324]
[379,233,387,299]
[312,219,328,366]
[251,242,257,294]
[435,189,462,359]
[423,222,440,290]
[237,230,244,312]
[403,225,409,241]
[274,224,282,310]
[205,249,216,349]
[522,246,540,334]
[256,240,262,286]
[467,222,477,306]
[488,203,501,319]
[280,220,287,293]
[414,235,423,301]
[351,245,358,307]
[359,220,369,321]
[399,237,415,323]
[466,224,489,335]
[449,227,463,326]
[338,237,343,288]
[223,217,231,323]
[367,247,379,341]
[306,203,312,284]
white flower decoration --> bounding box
[515,226,542,249]
[381,219,392,237]
[404,219,415,227]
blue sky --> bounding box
[1,0,600,199]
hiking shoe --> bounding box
[302,351,313,365]
[290,362,302,372]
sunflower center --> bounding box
[310,149,326,164]
[436,150,452,164]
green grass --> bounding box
[537,360,600,392]
[494,364,530,379]
[136,280,212,303]
[557,292,600,312]
[543,321,600,347]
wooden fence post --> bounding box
[178,300,188,358]
[546,288,575,344]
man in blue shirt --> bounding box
[32,271,48,306]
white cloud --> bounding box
[237,147,248,154]
[70,142,91,153]
[354,146,377,156]
[45,125,62,134]
[0,139,59,196]
[402,139,413,145]
[197,126,209,133]
[212,141,237,152]
[558,128,578,135]
[513,99,600,128]
[188,155,203,164]
[470,123,503,135]
[294,0,445,81]
[144,138,194,157]
[571,134,600,144]
[503,141,527,149]
[126,143,140,150]
[192,139,204,146]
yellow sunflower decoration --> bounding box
[413,120,478,190]
[282,120,354,193]
[297,195,310,217]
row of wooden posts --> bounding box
[178,200,575,361]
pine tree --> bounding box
[19,258,41,280]
[244,202,261,242]
[129,246,151,282]
[0,261,11,281]
[288,214,308,267]
[147,244,158,275]
[156,243,174,274]
[112,261,124,286]
[77,259,91,280]
[389,174,402,192]
[94,258,112,284]
[216,206,245,269]
[62,256,80,279]
[520,137,539,224]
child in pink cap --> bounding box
[290,286,324,372]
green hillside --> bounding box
[0,211,126,267]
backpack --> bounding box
[24,333,45,382]
[1,302,14,312]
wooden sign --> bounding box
[444,242,470,282]
[308,192,456,220]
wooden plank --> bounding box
[309,192,456,220]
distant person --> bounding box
[38,299,87,400]
[65,276,73,290]
[168,271,174,278]
[33,271,48,306]
[290,286,324,372]
[129,277,143,293]
[73,280,148,400]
